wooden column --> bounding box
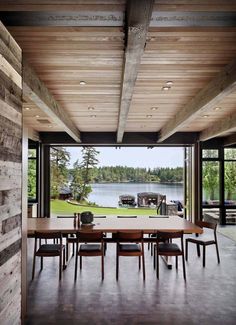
[193,142,201,222]
[40,145,50,218]
[0,22,23,324]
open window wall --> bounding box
[201,145,236,225]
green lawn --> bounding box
[51,199,157,216]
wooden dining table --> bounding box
[28,215,202,269]
[28,215,203,235]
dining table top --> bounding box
[27,215,203,235]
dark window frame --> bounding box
[28,141,39,203]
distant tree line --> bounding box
[80,166,183,184]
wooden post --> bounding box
[0,21,23,324]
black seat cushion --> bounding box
[79,244,102,252]
[119,244,141,252]
[157,243,181,253]
[37,244,62,254]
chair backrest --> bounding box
[196,220,217,231]
[156,230,184,241]
[117,231,143,242]
[34,231,62,240]
[117,215,137,218]
[149,215,169,218]
[93,215,106,218]
[57,215,75,218]
[77,231,104,242]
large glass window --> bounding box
[28,146,38,202]
[202,161,220,205]
[202,149,219,159]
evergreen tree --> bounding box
[76,147,100,201]
[50,147,70,199]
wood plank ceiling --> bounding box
[1,0,236,145]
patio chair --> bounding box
[32,231,65,280]
[116,231,145,281]
[74,231,105,281]
[185,221,220,267]
[154,230,186,280]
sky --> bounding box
[66,147,184,169]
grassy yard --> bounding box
[51,200,157,216]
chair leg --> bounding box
[182,254,186,280]
[72,242,75,256]
[32,255,36,280]
[101,254,104,280]
[40,257,43,270]
[203,245,206,267]
[59,253,62,280]
[63,248,66,269]
[66,242,69,261]
[156,253,159,279]
[80,256,82,270]
[74,254,78,281]
[116,246,119,281]
[215,242,220,264]
[138,256,141,269]
[176,256,178,269]
[151,243,153,256]
[153,245,156,269]
[142,252,145,281]
[185,240,188,261]
[197,244,201,257]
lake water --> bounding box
[88,183,183,207]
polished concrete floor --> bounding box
[26,231,236,325]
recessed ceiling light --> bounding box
[151,107,158,111]
[214,107,221,111]
[203,115,209,118]
[88,106,95,111]
[35,115,40,118]
[146,114,152,118]
[79,81,86,85]
[166,81,173,86]
[24,107,30,111]
[90,115,96,118]
[162,86,170,91]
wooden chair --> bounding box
[116,231,145,281]
[93,215,106,218]
[57,215,77,259]
[148,216,168,255]
[185,221,220,267]
[32,231,65,280]
[154,231,186,280]
[93,216,107,252]
[117,215,137,218]
[74,231,105,281]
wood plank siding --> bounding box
[0,21,22,325]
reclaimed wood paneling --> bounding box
[0,21,22,325]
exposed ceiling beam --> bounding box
[158,59,236,143]
[23,59,81,143]
[117,0,154,143]
[1,11,236,28]
[40,131,198,146]
[200,114,236,142]
[224,134,236,147]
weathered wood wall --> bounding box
[0,21,22,325]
